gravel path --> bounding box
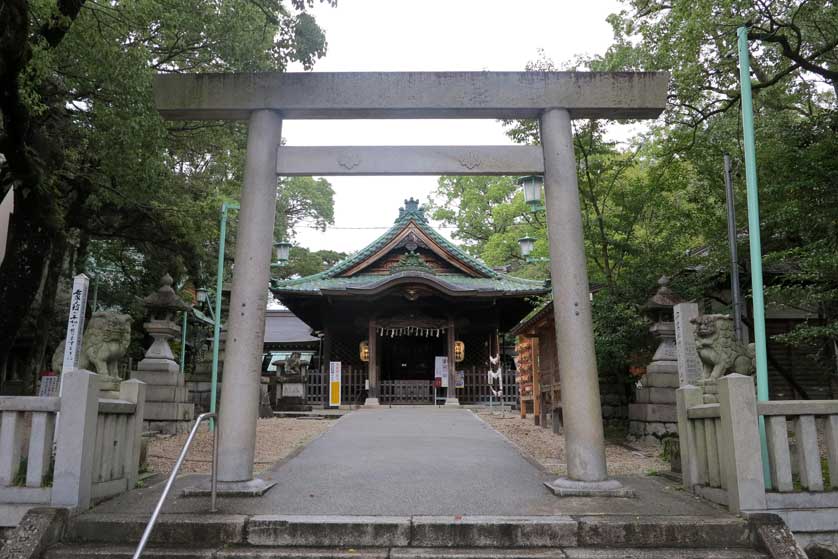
[477,411,668,476]
[147,417,332,475]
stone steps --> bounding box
[44,544,769,559]
[62,513,757,550]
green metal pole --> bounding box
[180,311,188,374]
[737,26,772,489]
[210,201,238,430]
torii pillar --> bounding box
[540,109,633,496]
[212,110,282,491]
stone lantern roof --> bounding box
[143,274,190,320]
[643,276,684,312]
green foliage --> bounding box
[605,0,838,128]
[592,292,652,375]
[1,0,337,376]
[275,176,336,241]
[600,0,838,380]
[273,246,347,280]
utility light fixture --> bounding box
[517,175,544,212]
[274,240,292,264]
[518,236,536,257]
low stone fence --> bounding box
[0,370,145,527]
[677,373,838,546]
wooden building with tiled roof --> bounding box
[271,198,548,406]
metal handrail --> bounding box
[132,412,218,559]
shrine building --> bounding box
[270,198,548,406]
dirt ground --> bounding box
[146,417,332,475]
[476,410,668,476]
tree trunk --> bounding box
[21,235,68,392]
[0,187,61,375]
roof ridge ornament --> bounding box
[396,197,426,223]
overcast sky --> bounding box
[283,0,624,254]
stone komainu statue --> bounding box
[691,314,756,381]
[276,351,306,383]
[52,312,132,376]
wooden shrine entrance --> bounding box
[381,335,441,382]
[378,325,444,405]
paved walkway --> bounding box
[92,407,726,516]
[260,406,553,515]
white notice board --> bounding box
[434,356,449,388]
[329,361,342,407]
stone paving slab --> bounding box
[88,408,726,517]
[247,515,411,547]
[44,546,769,559]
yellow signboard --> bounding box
[329,361,341,407]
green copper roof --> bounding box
[273,272,546,295]
[271,199,547,297]
[327,199,498,279]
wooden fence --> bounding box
[460,366,518,405]
[380,380,433,404]
[306,366,367,406]
[0,370,144,526]
[305,364,518,406]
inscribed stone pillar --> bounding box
[365,319,380,406]
[216,110,282,488]
[673,303,701,387]
[540,109,629,496]
[445,319,459,405]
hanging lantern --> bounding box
[359,340,369,362]
[454,340,465,362]
[517,175,544,212]
[196,287,208,303]
[518,236,536,257]
[274,240,292,263]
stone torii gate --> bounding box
[153,71,668,496]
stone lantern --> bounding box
[132,274,195,434]
[628,276,684,444]
[140,274,191,370]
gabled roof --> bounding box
[316,198,497,279]
[272,199,547,297]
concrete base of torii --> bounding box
[545,477,636,498]
[184,478,276,497]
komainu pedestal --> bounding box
[272,352,311,412]
[131,274,195,434]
